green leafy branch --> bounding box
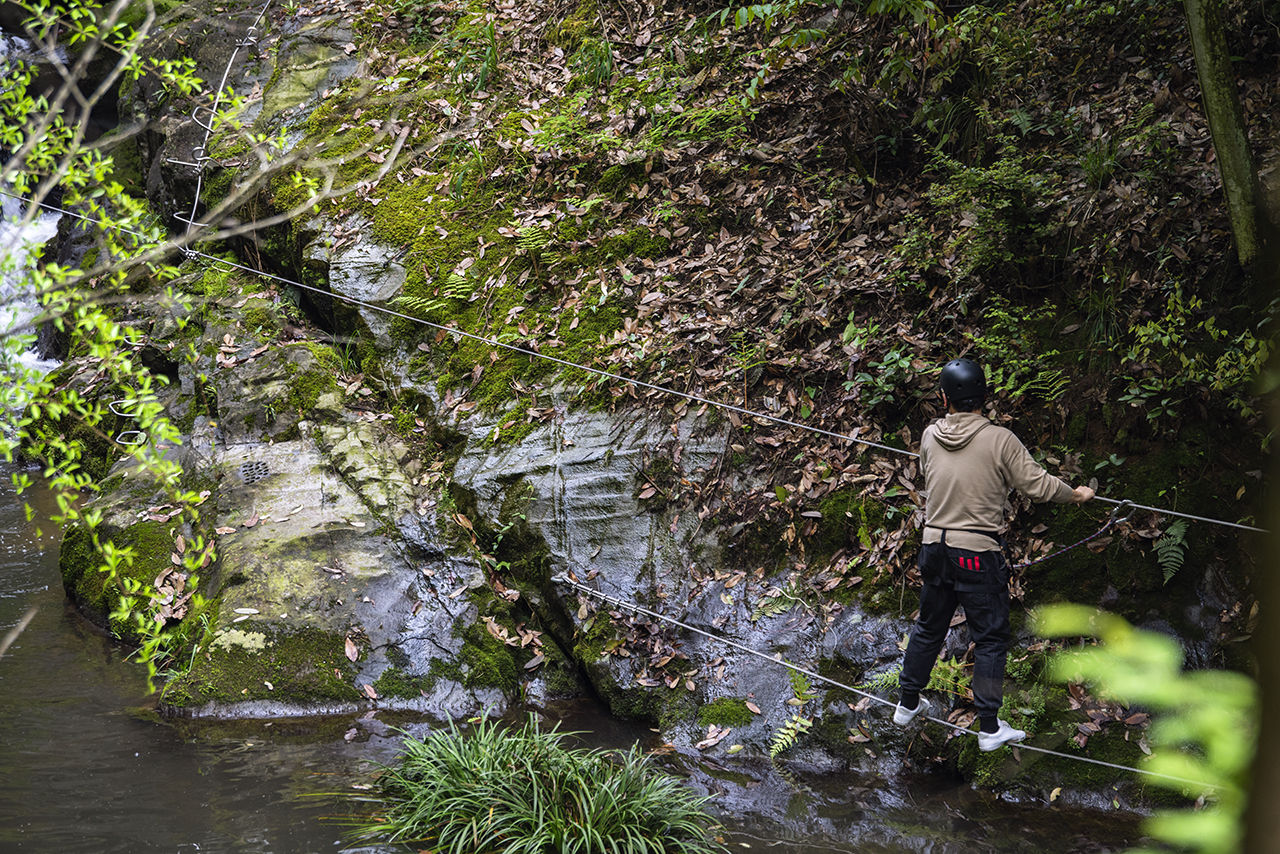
[1035,605,1256,854]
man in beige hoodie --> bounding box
[892,358,1094,750]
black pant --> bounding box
[899,541,1011,719]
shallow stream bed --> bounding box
[0,466,1143,853]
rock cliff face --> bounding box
[57,247,909,757]
[49,2,908,755]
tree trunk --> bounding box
[1182,0,1262,273]
[1245,361,1280,852]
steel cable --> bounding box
[555,572,1216,791]
[176,0,277,239]
[1010,500,1134,570]
[0,189,1267,537]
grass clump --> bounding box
[350,715,725,853]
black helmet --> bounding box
[939,358,986,405]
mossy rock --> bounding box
[101,130,147,198]
[458,621,522,691]
[539,641,586,697]
[21,362,123,482]
[597,161,646,197]
[807,487,887,563]
[162,625,362,708]
[809,711,866,762]
[371,665,438,700]
[583,659,696,729]
[240,298,283,336]
[543,0,598,51]
[697,697,754,728]
[573,611,621,662]
[956,719,1149,794]
[59,519,176,640]
[284,342,344,413]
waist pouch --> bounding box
[918,541,1008,592]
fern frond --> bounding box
[749,593,795,622]
[392,273,475,318]
[391,293,449,316]
[515,225,551,253]
[768,714,812,758]
[1155,519,1189,585]
[1025,369,1069,401]
[855,666,901,695]
[441,271,475,300]
[925,656,972,697]
[787,670,815,703]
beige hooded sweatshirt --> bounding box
[920,411,1075,552]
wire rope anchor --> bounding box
[1107,499,1136,526]
[109,399,141,418]
[172,213,208,229]
[115,430,147,446]
[189,107,221,134]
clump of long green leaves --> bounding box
[1034,605,1256,854]
[350,715,725,854]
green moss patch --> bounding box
[60,519,175,639]
[584,659,696,729]
[240,298,282,336]
[456,621,519,690]
[162,625,362,708]
[809,488,886,560]
[285,342,344,413]
[573,612,621,662]
[372,665,438,700]
[697,697,754,728]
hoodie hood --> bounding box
[932,411,991,451]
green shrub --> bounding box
[965,295,1068,403]
[1118,287,1276,422]
[350,715,725,853]
[899,138,1054,289]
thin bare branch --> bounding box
[0,607,38,660]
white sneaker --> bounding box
[892,697,930,725]
[977,719,1027,751]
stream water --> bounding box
[0,467,1145,853]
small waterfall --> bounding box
[1,187,63,377]
[1,31,64,388]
